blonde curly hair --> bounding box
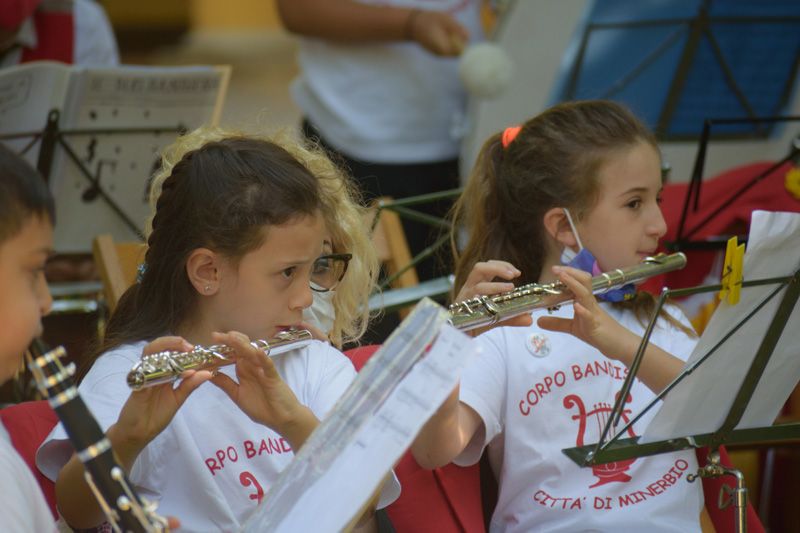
[147,126,378,346]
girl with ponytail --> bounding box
[416,101,713,532]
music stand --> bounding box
[0,109,184,241]
[0,63,230,252]
[563,211,800,533]
[669,115,800,252]
[558,0,800,139]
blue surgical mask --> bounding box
[560,208,635,303]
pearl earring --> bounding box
[204,285,212,293]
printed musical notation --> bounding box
[0,62,230,252]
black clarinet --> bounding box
[26,339,168,533]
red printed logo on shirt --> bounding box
[563,393,638,488]
[239,471,265,504]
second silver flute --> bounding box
[448,252,687,331]
[127,329,314,390]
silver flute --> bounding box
[127,329,313,390]
[448,252,687,331]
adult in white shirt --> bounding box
[278,0,486,281]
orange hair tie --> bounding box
[501,125,522,148]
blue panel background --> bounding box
[551,0,800,138]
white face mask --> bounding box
[302,290,336,336]
[559,207,585,265]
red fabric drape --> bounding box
[21,5,74,64]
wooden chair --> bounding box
[366,197,420,290]
[365,197,427,318]
[91,234,146,312]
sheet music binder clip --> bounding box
[719,236,745,306]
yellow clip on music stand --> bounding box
[720,236,745,306]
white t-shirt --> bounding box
[456,303,704,533]
[291,0,484,164]
[37,339,399,532]
[0,423,56,532]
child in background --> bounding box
[0,144,198,532]
[413,101,714,532]
[0,144,57,531]
[37,129,391,531]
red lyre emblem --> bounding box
[563,393,637,488]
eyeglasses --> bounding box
[310,253,352,292]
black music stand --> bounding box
[668,116,800,253]
[560,0,800,139]
[563,215,800,533]
[0,62,229,252]
[0,109,184,242]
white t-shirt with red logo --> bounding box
[36,340,400,532]
[456,303,703,533]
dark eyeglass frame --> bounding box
[310,253,352,293]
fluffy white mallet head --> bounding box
[459,42,514,98]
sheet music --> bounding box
[0,62,230,252]
[0,61,71,133]
[243,299,479,532]
[55,65,229,251]
[0,61,71,170]
[642,210,800,443]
